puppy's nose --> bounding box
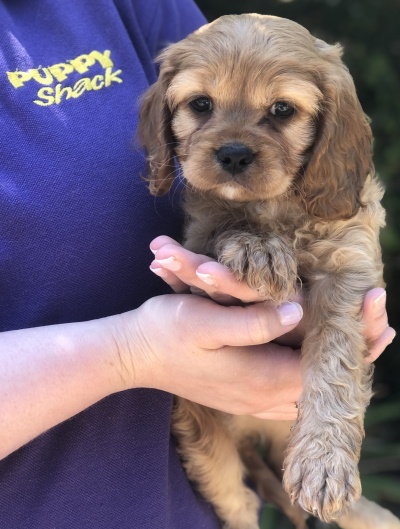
[216,143,254,174]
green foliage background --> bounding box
[196,0,400,525]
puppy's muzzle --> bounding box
[216,143,254,175]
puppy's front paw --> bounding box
[215,232,298,302]
[283,429,361,522]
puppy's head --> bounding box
[138,14,373,220]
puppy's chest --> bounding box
[184,195,314,258]
[248,201,306,238]
[239,205,317,268]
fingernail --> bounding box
[277,302,303,326]
[154,256,181,272]
[196,271,217,287]
[149,266,169,278]
[373,290,387,314]
[150,246,157,255]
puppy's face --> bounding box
[167,21,322,201]
[139,15,372,218]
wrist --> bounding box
[0,315,142,458]
[108,303,158,392]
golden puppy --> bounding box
[139,14,391,529]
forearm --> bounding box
[0,314,129,460]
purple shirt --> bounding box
[0,1,220,527]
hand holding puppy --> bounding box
[127,293,304,420]
[149,235,395,362]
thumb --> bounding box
[196,300,303,349]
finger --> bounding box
[150,237,191,293]
[367,326,396,363]
[151,240,287,305]
[151,244,242,303]
[362,288,389,342]
[196,261,269,303]
[193,299,303,348]
[150,241,211,294]
[153,243,212,274]
[151,241,262,303]
[150,236,182,254]
[149,262,189,294]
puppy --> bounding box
[139,14,390,529]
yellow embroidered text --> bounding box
[7,50,123,106]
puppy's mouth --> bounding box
[217,173,257,192]
[215,182,256,201]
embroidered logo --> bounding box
[7,50,123,106]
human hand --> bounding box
[149,236,395,362]
[118,294,304,420]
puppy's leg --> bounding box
[214,231,298,303]
[172,398,260,529]
[239,439,308,529]
[283,267,376,522]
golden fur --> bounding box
[138,14,395,529]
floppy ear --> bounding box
[302,42,373,220]
[138,51,177,196]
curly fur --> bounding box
[138,14,395,529]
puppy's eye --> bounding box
[270,101,295,118]
[190,97,213,113]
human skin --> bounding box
[0,238,394,460]
[149,235,395,421]
[150,235,394,362]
